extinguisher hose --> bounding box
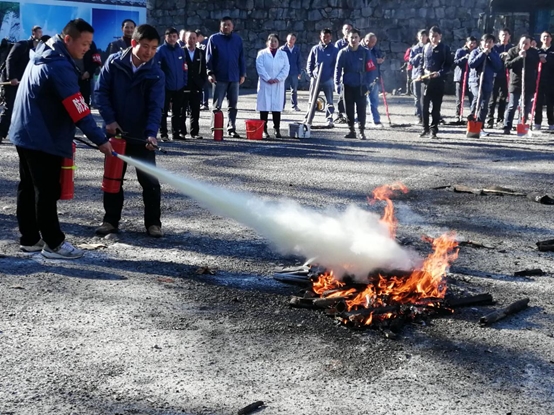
[73,135,166,154]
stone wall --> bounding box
[147,0,490,90]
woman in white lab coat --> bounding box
[256,33,290,138]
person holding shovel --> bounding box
[502,35,539,135]
[453,36,477,122]
[487,28,513,129]
[468,34,502,138]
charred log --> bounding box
[479,298,530,326]
[238,401,264,415]
[446,294,494,308]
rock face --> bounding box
[147,0,489,90]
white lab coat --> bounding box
[255,47,290,112]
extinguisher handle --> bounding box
[111,151,120,157]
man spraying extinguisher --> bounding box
[94,24,165,238]
[10,18,113,260]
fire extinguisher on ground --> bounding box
[102,135,126,193]
[212,109,224,141]
[60,141,76,200]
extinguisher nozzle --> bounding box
[111,151,119,157]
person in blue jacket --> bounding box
[363,33,385,128]
[307,28,338,127]
[155,27,187,141]
[487,28,513,128]
[94,24,165,238]
[468,34,502,137]
[335,28,372,140]
[10,18,113,259]
[206,16,246,138]
[453,36,477,121]
[409,29,428,124]
[280,33,303,112]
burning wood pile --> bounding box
[274,184,527,336]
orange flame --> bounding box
[369,183,408,238]
[310,184,459,327]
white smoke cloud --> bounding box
[119,155,417,280]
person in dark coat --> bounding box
[155,27,188,141]
[195,30,211,110]
[534,31,554,130]
[487,28,513,128]
[502,35,540,134]
[453,36,477,121]
[334,28,373,140]
[0,25,42,142]
[334,23,352,122]
[94,24,165,237]
[181,30,207,139]
[419,26,452,139]
[409,29,428,123]
[11,19,112,259]
[76,40,101,106]
[468,34,502,136]
[107,19,135,55]
[280,33,303,112]
[206,17,246,138]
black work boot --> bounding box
[358,129,367,140]
[344,127,356,139]
[274,128,282,138]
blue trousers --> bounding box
[367,82,381,124]
[212,81,239,132]
[413,80,422,118]
[503,91,533,130]
[310,78,334,121]
[469,85,491,124]
[284,74,299,109]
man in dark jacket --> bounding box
[281,33,303,112]
[363,33,385,128]
[534,31,554,130]
[11,19,112,259]
[155,27,188,141]
[107,19,135,55]
[206,17,246,138]
[195,30,211,110]
[419,26,452,139]
[487,28,513,128]
[95,24,165,237]
[307,28,338,127]
[76,40,101,106]
[453,36,477,121]
[334,28,372,140]
[409,29,428,123]
[0,25,42,142]
[468,34,502,137]
[334,23,352,122]
[503,35,540,134]
[181,30,206,139]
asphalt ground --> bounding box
[1,90,553,415]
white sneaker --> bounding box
[373,122,384,129]
[41,241,84,259]
[20,239,45,252]
[533,124,541,131]
[326,119,334,128]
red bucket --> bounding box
[516,123,529,136]
[245,119,265,140]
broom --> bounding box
[466,56,486,138]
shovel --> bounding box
[516,56,529,136]
[449,60,469,126]
[466,56,486,138]
[528,61,543,135]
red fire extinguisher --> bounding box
[102,136,126,193]
[60,141,76,200]
[212,110,224,141]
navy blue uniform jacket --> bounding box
[280,44,303,76]
[95,49,165,140]
[335,46,373,88]
[307,42,338,82]
[155,42,188,91]
[468,48,503,92]
[10,36,107,158]
[453,47,471,83]
[206,32,246,82]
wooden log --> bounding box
[479,298,530,326]
[289,297,315,308]
[446,293,494,308]
[238,401,264,415]
[339,304,400,320]
[514,269,544,277]
[312,296,351,309]
[273,273,311,286]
